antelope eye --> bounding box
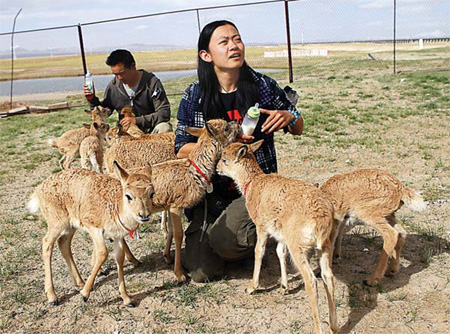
[222,158,228,165]
[125,194,132,201]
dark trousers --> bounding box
[183,195,256,282]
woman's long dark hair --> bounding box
[197,20,260,121]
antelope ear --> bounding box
[143,162,152,178]
[121,107,133,116]
[186,127,203,137]
[83,123,91,129]
[113,161,129,183]
[237,144,248,161]
[205,121,217,137]
[84,109,92,115]
[250,139,264,153]
[103,107,113,117]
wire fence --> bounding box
[0,0,449,102]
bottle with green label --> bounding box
[242,103,260,136]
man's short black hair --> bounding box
[106,49,135,68]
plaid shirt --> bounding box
[175,67,298,174]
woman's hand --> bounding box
[237,133,254,144]
[260,108,295,134]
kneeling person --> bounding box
[84,49,172,134]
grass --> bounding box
[0,44,449,334]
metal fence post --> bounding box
[9,8,22,109]
[283,0,293,83]
[77,24,88,75]
[196,9,201,34]
[393,0,396,74]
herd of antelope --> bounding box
[28,106,426,333]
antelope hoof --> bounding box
[126,301,136,308]
[49,300,59,307]
[120,301,135,308]
[384,269,396,277]
[279,285,288,295]
[99,267,110,277]
[164,254,173,265]
[246,284,257,295]
[131,260,142,267]
[176,273,187,284]
[363,278,379,287]
[332,254,341,265]
[82,296,89,302]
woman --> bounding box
[175,20,303,282]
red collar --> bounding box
[244,181,252,196]
[115,207,137,239]
[188,159,211,185]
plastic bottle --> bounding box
[241,103,260,136]
[85,71,94,93]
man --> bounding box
[84,49,172,133]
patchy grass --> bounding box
[0,45,449,334]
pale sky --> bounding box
[0,0,449,53]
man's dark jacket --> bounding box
[89,69,171,133]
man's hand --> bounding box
[84,84,96,102]
[120,117,136,126]
[237,133,254,144]
[260,108,295,134]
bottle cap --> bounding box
[247,103,260,118]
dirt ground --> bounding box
[0,64,449,334]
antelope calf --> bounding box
[216,140,339,334]
[105,124,133,146]
[104,139,176,175]
[50,106,111,169]
[217,140,339,333]
[27,162,155,307]
[320,168,426,286]
[149,119,239,282]
[79,122,110,173]
[105,123,175,147]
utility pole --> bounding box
[10,8,22,109]
[283,0,293,83]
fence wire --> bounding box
[0,0,449,100]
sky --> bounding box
[0,0,449,53]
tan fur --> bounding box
[51,106,110,169]
[134,131,175,143]
[105,126,175,147]
[105,125,133,146]
[320,168,426,286]
[28,163,155,306]
[216,141,339,334]
[147,119,240,282]
[104,140,176,174]
[79,122,110,173]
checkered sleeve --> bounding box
[174,82,205,154]
[264,75,300,133]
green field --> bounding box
[1,41,449,81]
[0,46,449,333]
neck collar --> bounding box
[244,181,252,196]
[188,159,211,185]
[115,207,138,239]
